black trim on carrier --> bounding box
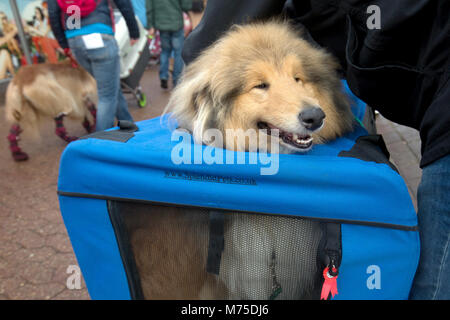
[338,134,398,172]
[206,210,225,275]
[57,191,419,232]
[79,120,139,143]
[107,201,145,300]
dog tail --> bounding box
[4,80,40,136]
[5,81,23,123]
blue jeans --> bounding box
[68,34,133,131]
[410,154,450,299]
[159,28,184,86]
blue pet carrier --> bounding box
[57,84,419,300]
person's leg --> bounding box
[171,28,185,87]
[159,31,172,85]
[409,154,450,299]
[69,35,123,131]
[115,86,133,122]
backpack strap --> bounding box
[107,0,116,33]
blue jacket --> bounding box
[48,0,140,49]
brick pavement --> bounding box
[0,65,168,300]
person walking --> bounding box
[146,0,192,89]
[48,0,140,131]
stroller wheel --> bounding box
[137,91,147,108]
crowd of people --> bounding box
[1,0,197,129]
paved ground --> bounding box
[0,64,168,300]
[0,17,422,299]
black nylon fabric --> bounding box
[339,134,398,172]
[182,0,450,167]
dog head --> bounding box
[165,21,354,153]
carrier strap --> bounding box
[318,222,342,300]
[206,210,225,275]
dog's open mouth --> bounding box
[257,122,313,150]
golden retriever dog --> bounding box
[5,61,97,161]
[126,21,354,299]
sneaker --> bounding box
[160,79,168,89]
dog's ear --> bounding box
[163,63,221,145]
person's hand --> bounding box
[63,48,72,57]
[130,38,138,46]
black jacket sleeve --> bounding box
[182,0,285,65]
[113,0,140,39]
[48,0,69,49]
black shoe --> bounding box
[160,79,168,89]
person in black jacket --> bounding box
[183,0,450,300]
[48,0,140,131]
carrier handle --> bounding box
[79,120,139,142]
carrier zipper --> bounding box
[318,223,342,300]
[320,253,339,300]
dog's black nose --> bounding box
[298,105,325,131]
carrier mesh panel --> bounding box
[112,201,322,300]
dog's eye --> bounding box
[254,83,269,90]
[294,77,302,83]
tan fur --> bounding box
[4,61,98,137]
[131,21,355,300]
[166,21,354,151]
[123,204,228,299]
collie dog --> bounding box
[127,21,354,299]
[4,61,97,161]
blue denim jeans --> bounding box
[410,154,450,299]
[68,34,133,131]
[159,28,185,86]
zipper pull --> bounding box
[320,264,339,300]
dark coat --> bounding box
[146,0,192,32]
[183,0,450,167]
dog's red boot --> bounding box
[82,118,95,134]
[55,115,78,143]
[7,124,29,161]
[89,104,97,132]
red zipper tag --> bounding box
[320,267,338,300]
